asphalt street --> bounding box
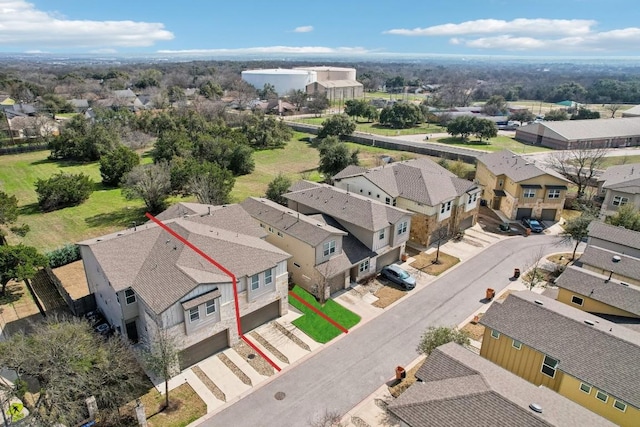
[202,234,575,427]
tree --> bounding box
[258,83,278,100]
[187,161,235,205]
[509,110,535,124]
[0,244,47,296]
[560,209,597,260]
[317,114,356,139]
[473,118,498,142]
[0,190,19,245]
[141,329,181,410]
[446,116,475,140]
[544,109,569,121]
[604,104,622,118]
[200,80,223,99]
[287,89,307,111]
[122,162,172,213]
[571,107,600,120]
[379,103,423,129]
[317,137,359,179]
[242,112,293,149]
[482,95,508,116]
[48,115,119,161]
[99,145,141,186]
[416,326,470,356]
[39,93,74,118]
[0,316,147,425]
[307,94,330,116]
[546,147,609,201]
[606,204,640,231]
[35,172,94,212]
[265,173,292,206]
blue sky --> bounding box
[1,0,639,57]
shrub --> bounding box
[35,172,94,212]
[46,243,81,268]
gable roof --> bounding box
[79,213,289,314]
[520,117,640,141]
[284,181,411,232]
[578,245,640,281]
[622,105,640,117]
[597,163,640,193]
[239,197,347,246]
[477,149,568,182]
[480,291,640,409]
[388,343,614,427]
[587,221,640,250]
[335,158,477,206]
[555,265,640,316]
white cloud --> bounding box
[385,19,595,37]
[0,0,174,49]
[385,18,640,52]
[158,46,370,55]
[293,26,314,33]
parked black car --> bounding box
[521,218,543,233]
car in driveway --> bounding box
[521,217,543,233]
[380,264,416,290]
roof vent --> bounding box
[529,403,543,413]
[534,300,544,305]
[584,319,595,326]
[612,255,621,263]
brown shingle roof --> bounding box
[555,265,640,316]
[388,343,614,427]
[578,245,640,281]
[478,149,568,182]
[588,221,640,250]
[284,181,411,232]
[480,291,640,408]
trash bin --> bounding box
[514,268,521,279]
[525,228,531,236]
[395,366,406,380]
[486,288,495,300]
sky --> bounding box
[1,0,640,58]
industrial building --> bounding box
[241,68,317,96]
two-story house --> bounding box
[332,158,481,246]
[587,221,640,258]
[283,181,413,282]
[79,203,291,370]
[388,342,614,427]
[476,150,570,221]
[596,163,640,218]
[479,291,640,426]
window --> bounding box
[440,201,452,214]
[251,273,260,290]
[468,193,478,204]
[491,329,500,339]
[498,179,504,187]
[323,240,336,257]
[277,231,284,238]
[523,189,536,198]
[580,383,592,394]
[206,300,216,315]
[385,197,391,205]
[265,269,273,286]
[547,189,561,199]
[379,229,385,240]
[125,289,136,305]
[259,223,265,228]
[571,295,584,306]
[596,391,608,402]
[189,307,199,322]
[359,260,369,273]
[397,221,408,235]
[614,400,627,412]
[613,195,628,206]
[541,355,558,378]
[268,226,274,233]
[512,339,522,350]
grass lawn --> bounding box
[433,135,553,154]
[289,285,360,343]
[123,383,206,427]
[598,155,640,168]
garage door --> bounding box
[241,299,280,334]
[516,208,532,220]
[376,247,401,270]
[541,209,557,221]
[179,329,229,370]
[459,216,474,231]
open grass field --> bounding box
[598,154,640,168]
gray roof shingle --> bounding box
[519,117,640,141]
[578,245,640,281]
[555,265,640,316]
[588,221,640,251]
[387,343,614,427]
[478,149,568,182]
[597,163,640,192]
[480,291,640,408]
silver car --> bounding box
[380,264,416,290]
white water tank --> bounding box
[295,66,357,81]
[241,69,317,96]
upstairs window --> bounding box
[541,355,558,378]
[523,189,536,198]
[547,189,561,199]
[379,229,385,240]
[265,269,273,286]
[205,300,216,315]
[440,201,452,214]
[323,240,336,257]
[251,273,260,290]
[613,195,628,206]
[397,221,408,235]
[125,289,136,305]
[189,307,199,322]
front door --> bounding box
[125,320,139,344]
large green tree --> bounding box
[242,112,293,149]
[265,173,292,206]
[379,103,423,129]
[186,161,235,205]
[317,136,359,179]
[317,114,356,139]
[48,115,119,161]
[0,190,19,245]
[99,145,141,186]
[560,209,597,260]
[606,204,640,231]
[544,109,569,121]
[0,244,47,296]
[35,172,94,212]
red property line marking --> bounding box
[145,213,281,372]
[288,291,348,334]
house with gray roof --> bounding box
[388,342,614,427]
[621,105,640,118]
[479,291,640,426]
[283,181,413,277]
[587,221,640,258]
[576,245,640,286]
[515,117,640,149]
[79,203,290,370]
[596,163,640,218]
[332,157,480,246]
[476,150,570,221]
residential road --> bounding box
[201,233,574,427]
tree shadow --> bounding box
[84,206,148,229]
[30,157,95,168]
[0,284,25,307]
[18,202,41,216]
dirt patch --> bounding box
[388,359,425,398]
[232,340,275,377]
[51,261,90,299]
[372,286,407,308]
[547,252,578,265]
[192,366,226,402]
[461,314,485,341]
[410,252,460,276]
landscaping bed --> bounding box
[410,251,460,276]
[372,285,407,308]
[122,383,206,427]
